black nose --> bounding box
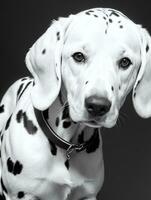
[85,96,111,117]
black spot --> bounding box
[109,11,119,17]
[17,191,25,199]
[78,129,100,154]
[42,49,46,54]
[17,83,24,97]
[18,81,32,100]
[56,32,60,40]
[120,25,123,29]
[65,160,69,170]
[1,134,3,142]
[119,86,121,90]
[88,10,94,13]
[23,112,37,134]
[17,110,37,134]
[111,86,114,91]
[136,80,141,87]
[78,131,84,144]
[105,29,107,34]
[0,105,4,113]
[33,81,35,86]
[62,104,70,120]
[63,121,71,128]
[55,117,59,127]
[5,115,12,130]
[85,12,90,15]
[0,194,6,200]
[7,157,23,175]
[1,178,7,194]
[85,81,88,85]
[146,44,149,52]
[58,91,64,105]
[134,92,136,98]
[109,18,113,23]
[86,129,100,153]
[118,21,121,23]
[103,16,106,20]
[16,110,23,123]
[48,139,57,156]
[94,14,98,17]
[43,109,49,120]
[21,77,28,81]
[7,157,14,173]
[13,160,23,175]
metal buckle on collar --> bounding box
[66,143,85,160]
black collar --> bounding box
[34,107,98,160]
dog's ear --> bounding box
[132,27,151,118]
[25,16,73,110]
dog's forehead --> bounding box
[76,8,131,24]
[65,8,140,50]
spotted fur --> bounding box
[16,110,37,134]
[18,81,32,100]
[0,7,149,200]
[17,83,24,97]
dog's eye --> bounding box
[119,57,132,69]
[72,52,86,63]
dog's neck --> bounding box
[47,88,94,144]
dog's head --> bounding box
[26,8,151,128]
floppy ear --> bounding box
[25,16,73,110]
[132,27,151,118]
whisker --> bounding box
[117,111,127,128]
[116,116,121,128]
[120,111,128,118]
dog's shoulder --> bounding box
[0,77,34,131]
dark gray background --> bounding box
[1,0,151,199]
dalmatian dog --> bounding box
[0,7,151,200]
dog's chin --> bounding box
[83,120,117,128]
[73,116,118,129]
[83,121,103,128]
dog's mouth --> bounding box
[83,120,103,128]
[69,103,118,128]
[79,117,106,128]
[79,114,118,128]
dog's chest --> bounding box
[1,97,103,199]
